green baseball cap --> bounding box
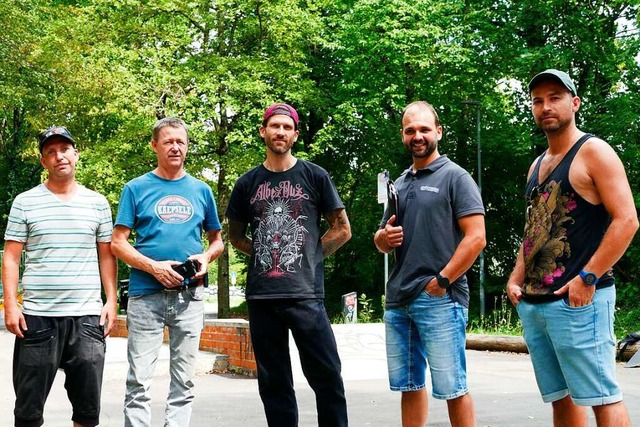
[528,69,577,96]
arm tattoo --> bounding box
[321,209,351,258]
[228,220,253,256]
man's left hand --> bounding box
[100,299,118,336]
[189,253,209,279]
[553,276,595,307]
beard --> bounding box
[535,115,570,134]
[405,138,437,158]
[264,137,294,155]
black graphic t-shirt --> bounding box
[226,159,344,299]
[522,134,613,302]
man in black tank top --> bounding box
[506,69,638,426]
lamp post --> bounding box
[462,100,485,318]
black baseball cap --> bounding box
[528,69,577,96]
[36,126,76,153]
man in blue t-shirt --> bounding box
[111,117,224,427]
[374,101,485,427]
[226,103,351,427]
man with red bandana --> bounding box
[226,103,351,427]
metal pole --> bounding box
[384,201,389,296]
[463,101,485,318]
[475,105,485,318]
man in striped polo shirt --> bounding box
[2,126,117,427]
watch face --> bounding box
[580,271,597,285]
[437,275,449,289]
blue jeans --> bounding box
[517,286,622,406]
[13,315,105,427]
[384,291,469,399]
[247,298,348,427]
[124,287,204,427]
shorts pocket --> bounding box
[19,326,56,368]
[560,298,594,311]
[81,323,105,343]
[423,288,448,299]
[23,327,56,346]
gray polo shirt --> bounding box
[380,156,484,308]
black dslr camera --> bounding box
[172,259,200,279]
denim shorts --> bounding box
[384,290,469,399]
[517,286,622,406]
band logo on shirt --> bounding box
[155,195,194,223]
[250,181,309,204]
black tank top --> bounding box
[522,134,613,302]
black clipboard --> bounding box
[387,180,400,260]
[387,180,400,226]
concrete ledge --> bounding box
[110,315,256,375]
[103,336,223,381]
[205,318,249,327]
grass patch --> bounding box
[204,295,246,308]
[468,294,523,336]
[615,305,640,339]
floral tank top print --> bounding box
[522,134,612,300]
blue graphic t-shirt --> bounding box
[115,172,221,296]
[225,159,344,299]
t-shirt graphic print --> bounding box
[252,187,309,278]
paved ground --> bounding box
[1,323,639,426]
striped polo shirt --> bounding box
[4,184,113,316]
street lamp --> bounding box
[462,100,485,318]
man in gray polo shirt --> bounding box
[374,101,486,427]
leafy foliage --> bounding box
[2,0,639,329]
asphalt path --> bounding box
[1,323,639,426]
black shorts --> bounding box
[13,314,106,427]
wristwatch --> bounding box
[579,270,599,286]
[436,273,450,289]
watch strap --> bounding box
[436,273,450,289]
[579,270,599,286]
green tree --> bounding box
[71,0,330,316]
[2,0,639,326]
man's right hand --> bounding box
[382,215,403,248]
[151,261,187,288]
[4,304,26,338]
[505,283,523,307]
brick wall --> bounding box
[199,319,256,372]
[111,315,256,374]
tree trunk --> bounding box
[216,236,230,318]
[465,334,528,354]
[618,342,640,363]
[216,167,230,318]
